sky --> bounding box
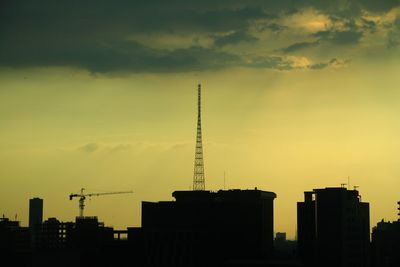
[1,0,400,239]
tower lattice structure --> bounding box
[193,83,205,191]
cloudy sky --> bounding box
[1,0,400,238]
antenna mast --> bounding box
[193,83,205,191]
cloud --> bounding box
[0,0,397,73]
[246,56,349,71]
[388,17,400,48]
[213,30,258,47]
[361,18,378,33]
[309,17,367,45]
[77,143,134,153]
[313,29,363,45]
[0,1,267,73]
[281,41,319,53]
[308,58,350,70]
[0,38,242,73]
[78,143,99,153]
[258,23,288,33]
[108,144,132,152]
[332,30,363,44]
[245,56,295,70]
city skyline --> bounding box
[1,1,400,239]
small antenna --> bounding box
[348,176,350,189]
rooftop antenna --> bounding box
[193,83,205,191]
[348,176,350,189]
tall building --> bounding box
[29,197,43,228]
[297,187,370,267]
[29,197,43,249]
[138,189,277,266]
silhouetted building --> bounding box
[371,206,400,267]
[297,187,369,267]
[31,216,116,267]
[274,232,297,260]
[29,197,43,249]
[276,232,287,242]
[69,216,113,250]
[37,217,74,250]
[29,198,43,228]
[0,217,31,265]
[136,189,276,267]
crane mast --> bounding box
[69,188,133,217]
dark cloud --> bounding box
[309,58,349,70]
[332,30,363,44]
[313,30,363,45]
[213,30,258,47]
[298,0,399,16]
[246,56,292,70]
[246,56,349,71]
[259,23,288,33]
[0,0,397,73]
[361,18,378,33]
[308,62,329,70]
[388,17,400,48]
[308,58,350,70]
[245,56,311,71]
[312,17,364,45]
[281,41,319,53]
[357,0,400,13]
[0,38,241,73]
[0,1,265,73]
[78,143,99,153]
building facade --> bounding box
[371,202,400,267]
[136,189,276,267]
[297,187,370,267]
[29,198,43,228]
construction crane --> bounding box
[69,188,133,217]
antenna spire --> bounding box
[193,83,205,191]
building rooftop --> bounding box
[172,189,277,203]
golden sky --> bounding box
[1,1,400,239]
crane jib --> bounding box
[69,188,133,217]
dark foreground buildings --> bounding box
[0,216,31,265]
[0,215,129,267]
[134,189,277,267]
[32,216,120,267]
[297,187,370,267]
[370,202,400,267]
[1,190,278,267]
